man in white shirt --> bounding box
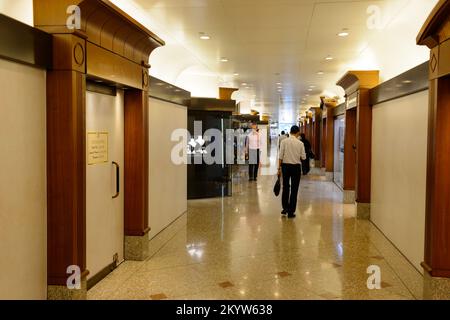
[278,125,307,218]
[246,123,261,181]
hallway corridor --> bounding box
[88,169,424,300]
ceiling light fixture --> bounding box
[325,56,334,61]
[220,57,229,62]
[317,71,325,75]
[199,33,211,40]
[233,73,239,76]
[338,29,350,37]
[242,83,248,86]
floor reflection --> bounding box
[88,161,424,300]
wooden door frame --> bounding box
[33,0,164,298]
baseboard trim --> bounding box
[87,261,118,291]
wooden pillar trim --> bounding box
[46,34,88,286]
[324,100,337,173]
[417,0,450,278]
[313,109,322,160]
[343,108,356,191]
[336,71,379,209]
[124,89,150,237]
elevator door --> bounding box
[86,89,125,280]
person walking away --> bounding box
[246,123,261,181]
[278,126,306,218]
[299,133,313,175]
[279,131,287,149]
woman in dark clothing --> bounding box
[300,133,313,175]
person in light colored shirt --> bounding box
[246,123,261,181]
[278,125,307,218]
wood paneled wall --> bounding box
[321,118,327,168]
[343,109,356,191]
[417,0,450,277]
[325,107,335,172]
[124,89,150,236]
[46,34,88,285]
[356,89,373,203]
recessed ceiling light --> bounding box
[309,85,316,88]
[338,29,349,37]
[199,34,210,40]
[308,89,313,91]
[402,80,413,84]
[220,57,229,62]
[325,56,334,61]
[317,71,325,75]
[233,73,239,76]
[241,83,248,86]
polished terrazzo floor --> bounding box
[88,166,425,300]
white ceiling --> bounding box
[112,0,437,122]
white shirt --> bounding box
[279,136,307,164]
[246,131,260,150]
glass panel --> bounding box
[334,115,345,189]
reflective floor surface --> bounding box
[88,163,424,300]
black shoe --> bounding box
[287,213,296,219]
[281,210,287,215]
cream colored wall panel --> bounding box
[0,0,33,25]
[0,59,47,299]
[371,90,428,273]
[148,98,187,240]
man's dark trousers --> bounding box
[249,149,260,180]
[281,164,302,214]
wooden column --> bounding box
[417,0,450,296]
[321,117,327,168]
[324,100,337,181]
[312,108,322,163]
[46,32,88,299]
[124,87,151,260]
[337,71,379,218]
[307,115,313,142]
[356,89,373,208]
[343,108,356,203]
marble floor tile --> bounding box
[88,167,425,301]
